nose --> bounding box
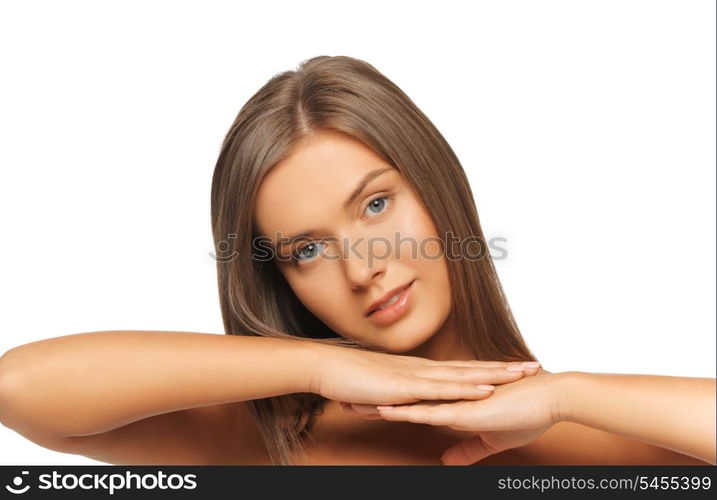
[342,232,390,289]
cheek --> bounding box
[284,266,350,324]
[391,199,443,263]
[396,201,452,307]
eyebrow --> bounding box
[274,166,394,251]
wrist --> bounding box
[549,370,588,424]
[288,338,324,394]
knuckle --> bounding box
[406,377,430,400]
[433,403,455,425]
[423,405,438,423]
[450,365,468,376]
[464,382,484,396]
[422,378,445,398]
[499,365,522,374]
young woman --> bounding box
[0,55,713,466]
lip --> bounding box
[365,280,415,327]
[365,280,414,316]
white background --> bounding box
[0,0,714,464]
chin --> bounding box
[332,308,448,354]
[377,326,439,354]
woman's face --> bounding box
[254,130,453,353]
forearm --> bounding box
[557,371,716,464]
[0,330,317,437]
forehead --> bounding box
[254,132,394,237]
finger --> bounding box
[409,378,497,401]
[376,401,460,426]
[423,359,521,368]
[353,405,382,420]
[441,434,498,465]
[418,364,539,385]
[522,363,541,376]
[341,402,383,420]
[349,403,381,417]
[500,361,542,378]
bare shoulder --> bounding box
[14,401,271,465]
[478,421,710,465]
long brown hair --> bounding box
[210,55,537,464]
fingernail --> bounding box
[522,361,541,368]
[506,365,525,372]
[477,384,495,391]
[376,405,394,410]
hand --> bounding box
[339,361,543,419]
[308,342,542,407]
[372,369,563,464]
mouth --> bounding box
[365,279,416,326]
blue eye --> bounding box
[365,195,391,216]
[289,195,393,268]
[291,241,323,264]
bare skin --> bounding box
[294,368,713,465]
[254,129,714,465]
[0,331,537,465]
[367,370,715,465]
[0,333,709,465]
[254,130,464,359]
[0,130,711,465]
[294,396,711,465]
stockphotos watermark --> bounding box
[209,231,508,265]
[4,469,197,495]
